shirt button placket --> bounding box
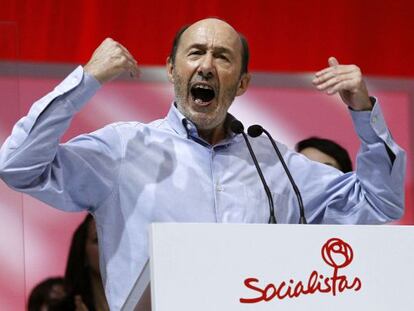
[210,147,221,222]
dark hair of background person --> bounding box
[295,137,353,173]
[28,277,74,311]
[64,214,96,311]
[168,23,250,75]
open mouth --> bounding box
[190,84,216,105]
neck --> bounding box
[198,123,226,145]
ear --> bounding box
[166,57,174,84]
[235,73,251,97]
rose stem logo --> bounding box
[239,238,362,304]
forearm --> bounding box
[290,100,405,224]
[0,66,100,187]
[350,100,406,220]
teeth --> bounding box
[194,98,202,104]
[194,84,213,90]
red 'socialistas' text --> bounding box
[239,238,362,304]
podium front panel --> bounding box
[149,223,414,311]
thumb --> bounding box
[328,56,339,67]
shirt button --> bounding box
[372,115,378,124]
[216,184,223,192]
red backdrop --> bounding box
[1,0,414,77]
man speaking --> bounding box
[0,18,406,310]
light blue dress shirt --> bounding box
[0,66,406,310]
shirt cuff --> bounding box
[350,98,392,145]
[54,66,101,112]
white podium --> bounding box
[123,224,414,310]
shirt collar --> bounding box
[166,103,242,146]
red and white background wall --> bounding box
[0,1,413,309]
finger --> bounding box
[315,57,342,77]
[103,39,137,65]
[328,56,339,67]
[315,64,346,78]
[116,42,138,64]
[315,57,339,77]
[314,72,358,91]
[315,66,332,77]
[132,67,142,79]
[129,68,140,79]
[99,37,115,49]
[313,67,356,84]
[326,79,354,95]
[113,46,137,66]
[129,59,139,74]
[122,60,140,78]
[130,71,141,79]
[113,53,138,71]
[117,42,133,56]
[120,49,137,66]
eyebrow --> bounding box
[187,43,234,55]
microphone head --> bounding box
[247,125,264,137]
[230,119,244,134]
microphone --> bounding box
[248,125,307,224]
[230,120,277,224]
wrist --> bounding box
[351,96,374,111]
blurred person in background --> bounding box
[296,137,353,173]
[28,277,67,311]
[65,214,109,311]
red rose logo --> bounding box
[321,237,353,269]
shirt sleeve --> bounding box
[0,66,122,212]
[286,99,406,224]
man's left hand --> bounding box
[312,57,372,111]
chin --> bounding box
[179,102,224,129]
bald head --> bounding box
[190,18,237,32]
[169,18,249,74]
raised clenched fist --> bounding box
[84,38,139,84]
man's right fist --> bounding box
[84,38,139,84]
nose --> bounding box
[197,53,214,80]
